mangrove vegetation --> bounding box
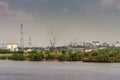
[0,49,120,62]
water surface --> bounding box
[0,60,120,80]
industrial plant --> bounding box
[0,24,120,53]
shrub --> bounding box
[10,54,25,60]
[28,53,43,61]
[44,53,60,60]
[58,54,66,61]
[0,56,8,60]
[61,50,66,54]
[44,50,50,54]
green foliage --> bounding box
[10,54,25,60]
[0,48,120,63]
[44,50,50,54]
[44,53,60,60]
[28,53,43,61]
[61,50,66,54]
[58,53,70,61]
[0,49,11,54]
[58,51,83,61]
[58,54,66,61]
[0,56,8,60]
[82,49,120,62]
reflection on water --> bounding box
[0,60,120,80]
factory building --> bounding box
[6,43,19,51]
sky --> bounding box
[0,0,120,47]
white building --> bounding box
[70,40,93,47]
[115,44,120,47]
[6,43,19,51]
[115,41,120,47]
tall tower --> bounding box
[28,36,32,48]
[50,36,56,50]
[20,24,24,50]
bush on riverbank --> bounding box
[0,49,120,62]
[0,54,12,60]
[28,53,43,61]
[58,51,83,61]
[44,53,60,60]
[0,56,8,60]
[82,49,120,62]
[10,54,25,60]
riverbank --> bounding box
[0,48,120,63]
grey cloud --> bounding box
[79,0,120,13]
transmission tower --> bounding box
[20,24,24,50]
[28,36,32,48]
[50,36,56,50]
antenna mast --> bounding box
[20,24,24,50]
[28,36,32,48]
[50,36,56,51]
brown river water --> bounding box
[0,60,120,80]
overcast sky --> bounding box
[0,0,120,47]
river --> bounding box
[0,60,120,80]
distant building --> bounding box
[6,43,19,51]
[70,40,92,47]
[100,42,109,47]
[25,48,33,52]
[115,43,120,47]
[92,41,100,46]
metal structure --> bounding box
[28,36,32,47]
[20,24,24,50]
[50,36,56,50]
